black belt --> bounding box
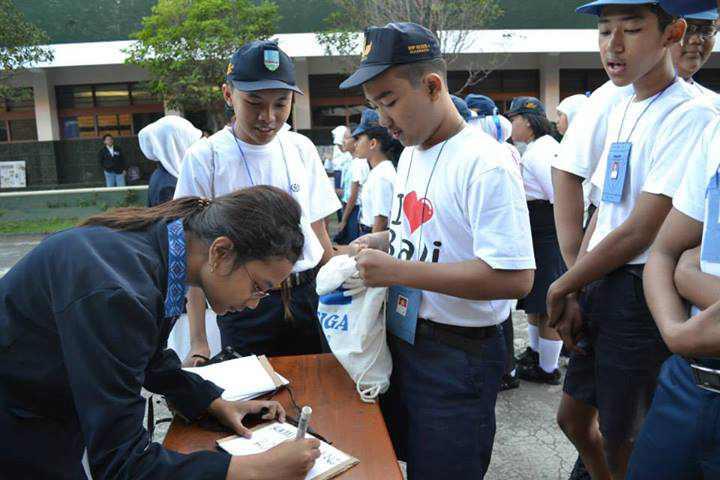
[685,357,720,394]
[417,318,498,355]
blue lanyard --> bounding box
[617,78,676,143]
[492,114,502,142]
[230,124,293,191]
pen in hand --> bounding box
[295,406,312,440]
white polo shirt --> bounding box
[360,160,396,228]
[588,81,716,265]
[521,134,558,203]
[388,126,535,327]
[175,127,342,272]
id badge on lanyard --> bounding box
[601,142,631,204]
[387,285,421,344]
[385,143,447,345]
[701,173,720,264]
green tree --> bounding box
[0,0,53,102]
[317,0,506,92]
[127,0,280,128]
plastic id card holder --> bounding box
[602,142,632,204]
[386,285,421,345]
[702,174,720,263]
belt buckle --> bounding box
[690,362,720,394]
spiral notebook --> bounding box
[217,422,359,480]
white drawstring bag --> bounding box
[316,254,391,403]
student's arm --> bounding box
[311,219,335,266]
[357,251,533,300]
[184,286,210,367]
[371,215,388,233]
[549,192,672,314]
[56,288,231,479]
[674,246,720,310]
[642,208,719,355]
[552,167,586,268]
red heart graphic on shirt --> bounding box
[403,191,434,234]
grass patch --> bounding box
[0,218,79,235]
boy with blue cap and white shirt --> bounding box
[547,2,717,479]
[340,22,535,479]
[175,40,340,363]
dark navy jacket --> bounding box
[0,221,230,478]
[148,165,178,207]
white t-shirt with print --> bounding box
[521,134,558,203]
[360,160,396,228]
[175,127,342,272]
[588,80,716,265]
[388,126,535,327]
[553,81,634,180]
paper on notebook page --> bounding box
[183,355,286,401]
[218,422,357,480]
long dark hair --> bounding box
[523,113,558,142]
[365,127,403,166]
[79,185,304,266]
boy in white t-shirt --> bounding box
[352,109,399,234]
[174,40,340,363]
[548,2,717,478]
[340,22,535,479]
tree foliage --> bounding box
[317,0,505,92]
[127,0,280,114]
[0,0,54,102]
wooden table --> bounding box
[164,353,403,480]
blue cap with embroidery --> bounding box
[576,0,659,16]
[685,8,719,20]
[465,94,498,116]
[451,95,472,121]
[339,22,442,90]
[506,96,547,118]
[226,40,303,94]
[352,109,385,137]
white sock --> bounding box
[527,324,539,352]
[539,338,564,373]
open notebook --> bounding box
[183,355,289,401]
[217,422,359,480]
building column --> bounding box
[32,70,60,141]
[540,53,560,122]
[292,57,312,130]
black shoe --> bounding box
[516,347,539,367]
[568,456,591,480]
[517,364,561,385]
[499,373,520,392]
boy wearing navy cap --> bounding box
[547,2,717,478]
[465,93,498,116]
[673,8,720,96]
[175,40,341,362]
[342,22,535,479]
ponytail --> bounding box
[80,185,305,266]
[365,127,403,166]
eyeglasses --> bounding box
[685,24,719,40]
[242,265,270,299]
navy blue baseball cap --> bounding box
[352,109,385,137]
[660,0,716,15]
[685,8,719,19]
[465,94,498,116]
[577,0,659,15]
[451,95,472,121]
[226,40,303,94]
[506,97,547,118]
[339,22,442,90]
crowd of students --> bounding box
[2,1,720,479]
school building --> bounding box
[3,0,720,189]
